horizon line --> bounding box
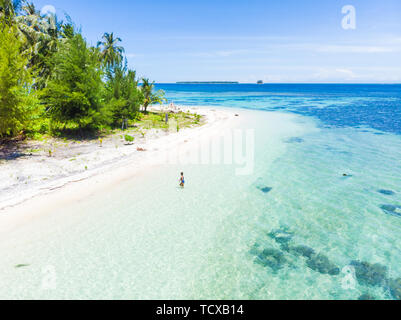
[155,82,401,85]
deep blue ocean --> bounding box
[156,84,401,135]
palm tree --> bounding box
[97,32,124,68]
[15,4,64,89]
[0,0,22,20]
[140,78,166,113]
[42,13,63,52]
[61,21,75,39]
[21,0,38,16]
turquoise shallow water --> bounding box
[1,85,401,300]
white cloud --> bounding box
[335,68,357,78]
[312,68,359,81]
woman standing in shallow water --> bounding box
[179,172,185,188]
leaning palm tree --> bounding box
[21,0,38,16]
[140,78,166,113]
[0,0,22,19]
[97,32,124,68]
[16,4,64,88]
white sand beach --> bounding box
[0,106,238,231]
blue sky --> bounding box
[33,0,401,83]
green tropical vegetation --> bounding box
[97,32,124,69]
[140,78,166,113]
[0,0,167,139]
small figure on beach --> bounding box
[179,172,185,188]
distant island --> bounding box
[176,81,239,84]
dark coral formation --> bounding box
[380,204,401,217]
[251,226,401,300]
[378,189,395,196]
[283,245,316,259]
[285,137,304,144]
[350,261,388,287]
[306,253,340,276]
[255,248,288,272]
[358,293,376,300]
[255,226,340,276]
[257,186,273,194]
[254,178,273,194]
[268,227,293,245]
[388,278,401,300]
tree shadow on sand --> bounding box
[0,136,35,161]
[54,127,105,142]
[0,128,103,161]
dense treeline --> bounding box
[0,0,165,138]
